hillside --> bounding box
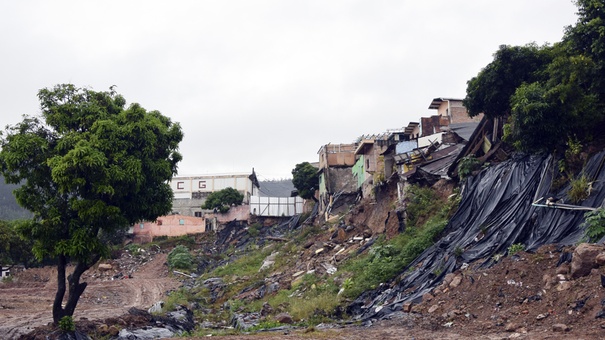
[13,147,605,339]
[0,176,31,220]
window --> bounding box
[157,219,162,225]
[139,223,144,229]
[177,181,185,189]
[179,219,185,225]
[198,181,206,189]
[194,211,202,217]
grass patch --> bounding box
[210,248,272,278]
[569,174,591,203]
[162,288,194,312]
[340,184,456,299]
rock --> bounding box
[275,312,293,324]
[260,302,273,316]
[449,275,463,288]
[336,228,348,243]
[555,263,570,275]
[443,273,456,285]
[596,252,605,266]
[315,248,325,255]
[571,243,604,279]
[504,323,518,332]
[556,281,573,292]
[536,313,549,320]
[423,292,434,302]
[108,325,120,336]
[402,302,413,313]
[148,301,164,314]
[259,252,278,272]
[117,328,174,339]
[428,305,439,313]
[552,323,570,332]
[98,263,113,271]
[321,263,337,275]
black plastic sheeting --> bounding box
[215,214,304,252]
[348,151,605,321]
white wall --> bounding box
[249,196,304,217]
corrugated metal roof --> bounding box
[408,144,465,178]
[258,180,296,197]
[447,122,480,141]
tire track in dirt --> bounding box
[0,252,180,338]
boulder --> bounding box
[275,312,293,324]
[571,243,604,279]
[552,323,570,332]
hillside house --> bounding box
[170,170,260,217]
[132,214,207,243]
[317,144,358,217]
[428,98,483,125]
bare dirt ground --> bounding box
[0,251,180,339]
[181,244,605,340]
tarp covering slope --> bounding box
[349,151,605,320]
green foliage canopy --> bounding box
[465,0,605,152]
[463,43,552,119]
[202,187,244,213]
[291,162,319,201]
[0,220,35,266]
[0,84,183,323]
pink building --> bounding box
[132,214,206,243]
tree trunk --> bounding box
[52,254,100,324]
[52,255,68,324]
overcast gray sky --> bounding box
[1,1,578,180]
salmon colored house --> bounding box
[132,214,206,243]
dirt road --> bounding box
[0,252,180,339]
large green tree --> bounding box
[202,187,244,213]
[463,43,553,119]
[291,162,319,201]
[0,84,183,324]
[465,0,605,152]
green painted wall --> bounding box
[352,155,365,189]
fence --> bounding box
[249,196,304,217]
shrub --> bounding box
[405,185,437,228]
[458,155,482,180]
[167,245,193,270]
[569,174,590,203]
[507,243,525,255]
[583,208,605,242]
[58,315,75,332]
[248,223,260,237]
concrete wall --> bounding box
[214,205,250,224]
[418,132,444,148]
[133,214,206,243]
[171,173,257,203]
[318,144,357,168]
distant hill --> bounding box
[0,176,32,220]
[258,179,295,197]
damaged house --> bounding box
[317,143,358,220]
[391,98,482,186]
